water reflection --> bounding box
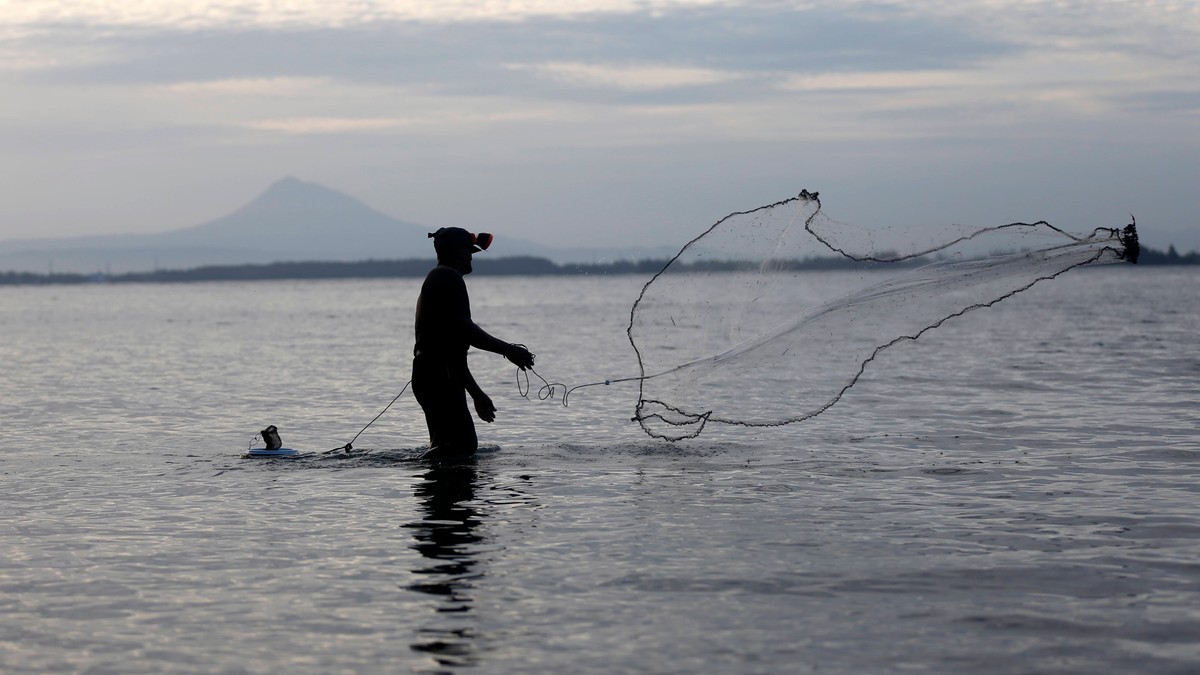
[404,460,485,669]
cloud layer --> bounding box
[1,1,1196,250]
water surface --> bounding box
[2,267,1198,673]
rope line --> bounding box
[517,366,641,407]
[326,381,411,454]
[321,357,640,454]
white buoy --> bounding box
[246,447,299,457]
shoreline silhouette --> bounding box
[3,245,1194,286]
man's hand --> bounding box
[473,392,497,423]
[506,343,535,370]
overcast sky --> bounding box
[2,0,1197,250]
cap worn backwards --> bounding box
[428,227,493,253]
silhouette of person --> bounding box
[413,227,534,460]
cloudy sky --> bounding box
[2,0,1197,250]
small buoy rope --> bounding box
[326,381,411,454]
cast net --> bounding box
[627,190,1137,440]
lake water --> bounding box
[1,266,1198,674]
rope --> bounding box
[320,343,643,455]
[517,366,641,407]
[326,381,411,454]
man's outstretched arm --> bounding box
[461,321,534,369]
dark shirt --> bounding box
[414,264,508,362]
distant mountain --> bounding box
[0,178,428,273]
[155,176,433,258]
[0,177,673,274]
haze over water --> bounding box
[2,267,1198,673]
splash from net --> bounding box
[628,190,1137,440]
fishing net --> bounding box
[628,190,1137,440]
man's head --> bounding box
[429,227,493,274]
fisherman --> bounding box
[413,227,534,459]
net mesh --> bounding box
[627,190,1136,440]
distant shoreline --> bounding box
[0,255,878,285]
[1,247,1194,286]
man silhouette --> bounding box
[413,227,534,459]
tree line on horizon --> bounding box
[1,246,1196,286]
